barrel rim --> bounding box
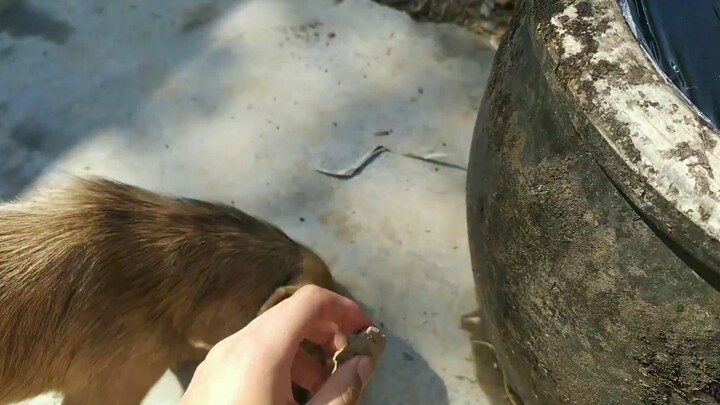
[528,0,720,279]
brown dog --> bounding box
[0,177,335,405]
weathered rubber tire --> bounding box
[466,1,720,404]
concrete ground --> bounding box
[0,0,501,403]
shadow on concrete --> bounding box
[364,333,450,405]
[170,340,451,405]
[0,0,73,45]
[171,361,198,391]
[334,282,450,405]
[171,283,450,404]
[0,0,248,200]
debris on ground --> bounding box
[333,326,387,372]
[316,146,391,179]
[371,0,516,47]
[402,151,467,171]
[316,146,466,180]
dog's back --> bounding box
[0,178,333,404]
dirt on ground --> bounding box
[370,0,516,46]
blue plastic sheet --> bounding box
[620,0,720,129]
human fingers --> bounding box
[250,285,372,352]
[291,347,330,393]
[307,356,374,405]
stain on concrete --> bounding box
[0,44,15,61]
[9,119,52,151]
[180,1,218,34]
[281,21,325,43]
[0,1,74,45]
[0,140,41,200]
[319,210,362,242]
[0,161,30,200]
[0,101,8,131]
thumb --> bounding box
[307,356,374,405]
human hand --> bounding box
[179,285,376,405]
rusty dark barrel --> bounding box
[465,1,720,404]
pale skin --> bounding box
[180,285,376,405]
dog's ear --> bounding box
[258,284,304,315]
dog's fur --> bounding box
[0,178,335,405]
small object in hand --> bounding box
[332,326,386,373]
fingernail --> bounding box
[356,356,374,386]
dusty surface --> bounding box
[466,1,720,403]
[535,0,720,282]
[0,0,497,404]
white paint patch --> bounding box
[562,34,583,57]
[551,5,583,57]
